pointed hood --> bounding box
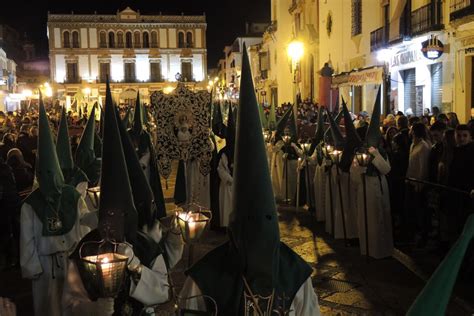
[326,109,344,149]
[340,98,363,172]
[225,102,236,153]
[313,106,325,145]
[275,107,294,141]
[56,106,89,186]
[132,93,143,134]
[25,94,80,236]
[407,215,474,316]
[99,78,137,242]
[228,43,280,295]
[115,106,156,229]
[258,103,268,129]
[37,92,65,197]
[122,108,131,129]
[268,101,277,130]
[324,110,342,145]
[365,87,382,148]
[75,104,100,183]
[56,106,74,171]
[212,102,225,138]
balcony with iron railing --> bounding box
[370,26,388,52]
[450,0,474,20]
[411,2,443,36]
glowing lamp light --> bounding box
[176,205,212,243]
[83,87,91,95]
[163,86,175,94]
[282,135,291,144]
[355,148,373,167]
[321,144,334,159]
[45,86,53,97]
[263,130,271,143]
[302,142,312,155]
[287,40,304,63]
[330,149,343,165]
[77,240,130,298]
[86,186,101,209]
[22,89,33,98]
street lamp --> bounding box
[287,40,304,112]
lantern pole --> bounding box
[334,151,348,246]
[362,171,369,260]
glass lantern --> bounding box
[302,141,312,156]
[355,147,373,167]
[86,186,101,209]
[176,204,212,244]
[282,135,291,145]
[263,130,271,143]
[321,144,334,160]
[330,149,343,165]
[77,239,130,298]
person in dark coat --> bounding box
[6,149,34,192]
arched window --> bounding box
[117,32,124,48]
[186,31,193,48]
[126,32,132,48]
[108,32,115,48]
[100,31,107,48]
[63,31,70,48]
[151,31,158,48]
[178,32,185,48]
[134,31,141,48]
[72,31,79,48]
[143,32,149,48]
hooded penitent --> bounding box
[258,102,268,129]
[187,43,311,314]
[327,109,345,150]
[75,105,101,184]
[365,87,382,148]
[339,99,363,172]
[314,106,325,146]
[122,108,131,129]
[268,101,277,130]
[212,102,225,138]
[323,110,342,145]
[98,78,138,243]
[407,215,474,316]
[56,106,89,187]
[115,106,158,230]
[25,93,80,236]
[275,106,297,144]
[365,87,384,176]
[128,93,167,219]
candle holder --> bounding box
[329,149,342,166]
[175,204,212,244]
[86,186,101,209]
[355,147,373,167]
[321,143,334,160]
[355,147,372,260]
[282,135,291,145]
[263,130,271,143]
[77,239,130,298]
[302,141,312,156]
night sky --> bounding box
[0,0,270,67]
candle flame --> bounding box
[101,257,110,264]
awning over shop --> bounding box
[331,67,384,88]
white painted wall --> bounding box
[168,29,177,48]
[195,29,202,48]
[55,54,66,83]
[89,28,98,48]
[169,54,181,81]
[54,28,61,49]
[136,55,150,82]
[192,54,204,81]
[78,55,89,80]
[159,29,167,48]
[80,28,88,48]
[111,55,124,82]
[90,55,99,80]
